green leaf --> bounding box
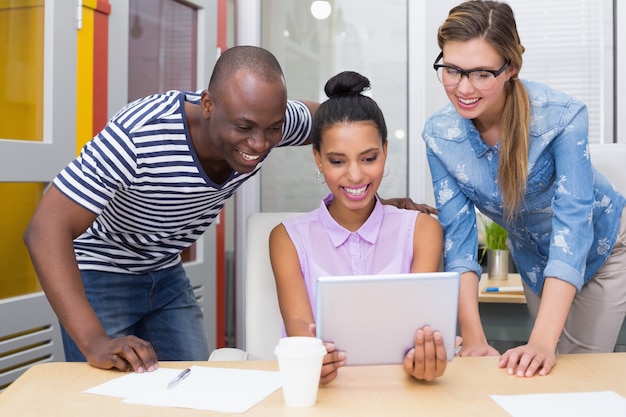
[483,220,508,250]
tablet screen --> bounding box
[315,272,459,365]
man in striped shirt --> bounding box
[24,46,318,373]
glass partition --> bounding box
[0,2,45,299]
[0,1,45,142]
[260,0,408,212]
[128,0,198,102]
[0,0,77,300]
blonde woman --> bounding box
[423,0,626,377]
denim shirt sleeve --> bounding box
[424,144,482,278]
[542,103,594,290]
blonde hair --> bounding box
[437,0,530,220]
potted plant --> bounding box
[479,214,509,280]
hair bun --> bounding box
[324,71,371,98]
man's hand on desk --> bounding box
[86,335,159,373]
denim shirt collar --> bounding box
[467,119,498,158]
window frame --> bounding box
[0,0,77,182]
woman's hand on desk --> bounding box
[498,277,572,377]
[498,342,556,378]
[403,326,447,381]
[87,334,159,373]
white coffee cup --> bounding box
[274,336,327,407]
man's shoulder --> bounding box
[107,91,190,135]
[285,100,311,124]
[278,100,312,147]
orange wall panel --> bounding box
[76,1,95,154]
[93,0,111,136]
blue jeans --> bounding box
[61,262,209,362]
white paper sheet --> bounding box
[490,391,626,417]
[84,365,282,413]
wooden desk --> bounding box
[1,354,625,416]
[479,273,526,304]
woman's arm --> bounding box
[499,277,575,377]
[456,271,499,356]
[404,214,447,380]
[410,212,443,273]
[268,223,346,383]
[424,148,499,357]
[269,224,315,336]
[499,102,589,377]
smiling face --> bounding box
[198,70,287,178]
[441,38,516,125]
[314,121,387,215]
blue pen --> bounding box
[167,368,191,390]
[485,286,524,293]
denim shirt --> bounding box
[422,80,626,295]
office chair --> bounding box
[589,143,626,195]
[209,212,302,361]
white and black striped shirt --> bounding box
[53,90,311,273]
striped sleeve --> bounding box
[52,92,187,215]
[278,100,312,147]
[53,121,137,215]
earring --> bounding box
[316,170,325,184]
[383,164,390,177]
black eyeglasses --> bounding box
[433,52,510,90]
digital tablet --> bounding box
[315,272,460,365]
